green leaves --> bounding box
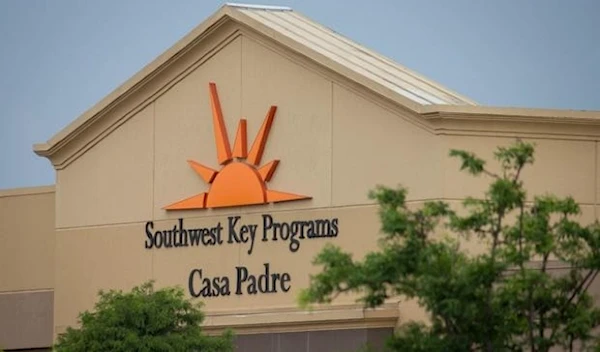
[449,149,486,175]
[301,140,600,351]
[54,281,233,352]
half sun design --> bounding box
[164,82,311,210]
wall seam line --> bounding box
[330,82,334,207]
[151,102,156,280]
[239,35,243,283]
[52,198,600,231]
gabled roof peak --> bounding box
[224,3,292,11]
[42,3,600,168]
[29,3,477,164]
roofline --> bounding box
[0,185,55,198]
[34,4,235,157]
[422,105,600,124]
[33,4,600,159]
[225,3,292,11]
[281,9,477,106]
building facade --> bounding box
[2,3,600,351]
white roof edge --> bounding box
[225,3,292,11]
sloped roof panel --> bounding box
[234,5,476,105]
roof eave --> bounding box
[422,104,600,124]
[33,4,600,162]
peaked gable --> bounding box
[33,2,600,173]
[33,3,475,169]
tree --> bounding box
[299,140,600,352]
[54,281,233,352]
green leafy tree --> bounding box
[54,281,233,352]
[299,140,600,351]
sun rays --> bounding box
[164,82,310,210]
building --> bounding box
[2,3,600,351]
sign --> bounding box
[144,215,338,298]
[164,82,311,210]
[144,83,338,298]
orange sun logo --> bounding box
[164,82,311,210]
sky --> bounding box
[0,0,599,189]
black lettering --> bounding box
[188,269,202,298]
[247,274,257,295]
[171,225,180,247]
[200,277,212,297]
[189,229,202,246]
[331,218,339,237]
[298,221,307,239]
[262,214,273,241]
[280,273,291,292]
[280,222,290,240]
[154,230,164,248]
[220,277,231,296]
[145,222,154,249]
[228,216,241,243]
[164,230,173,248]
[240,225,249,242]
[258,263,271,293]
[247,225,257,255]
[211,277,221,297]
[202,229,213,246]
[215,222,224,245]
[306,221,316,238]
[316,219,331,237]
[289,231,300,253]
[271,273,281,292]
[178,219,188,247]
[273,222,281,241]
[236,266,248,295]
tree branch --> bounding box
[567,269,597,305]
[513,163,524,184]
[483,169,500,179]
[580,269,599,300]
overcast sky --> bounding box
[0,0,599,189]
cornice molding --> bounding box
[201,302,400,335]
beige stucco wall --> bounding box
[55,104,154,229]
[44,22,600,341]
[442,136,597,205]
[0,186,55,292]
[0,186,55,350]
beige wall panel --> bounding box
[0,189,54,291]
[597,141,600,207]
[56,106,154,228]
[241,37,332,209]
[234,206,380,309]
[579,204,597,225]
[332,84,441,206]
[150,217,243,311]
[146,206,381,314]
[443,136,596,204]
[53,224,153,335]
[0,290,53,350]
[153,37,242,221]
[404,201,597,261]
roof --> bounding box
[227,3,476,106]
[34,3,600,162]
